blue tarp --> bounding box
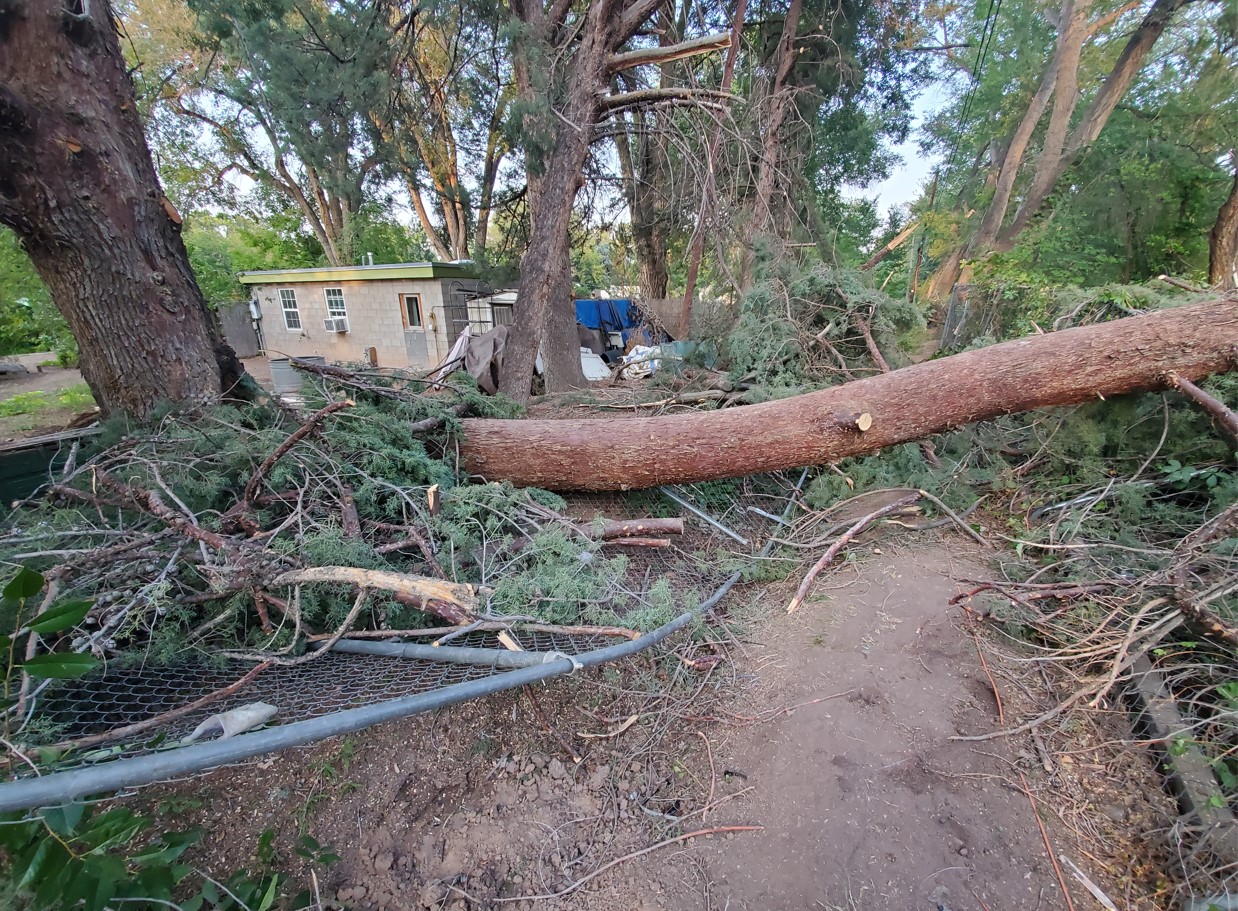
[575,299,669,347]
[574,299,636,333]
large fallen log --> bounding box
[460,297,1238,491]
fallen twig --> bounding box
[1019,771,1077,911]
[698,731,716,821]
[915,489,987,545]
[524,685,580,763]
[227,588,369,666]
[306,620,641,642]
[952,613,1183,741]
[29,661,271,757]
[967,624,1005,724]
[242,399,353,507]
[577,714,639,740]
[787,493,921,613]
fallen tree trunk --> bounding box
[461,297,1238,491]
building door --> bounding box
[400,293,429,366]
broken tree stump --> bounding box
[460,297,1238,491]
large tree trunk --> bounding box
[0,0,242,419]
[499,0,622,401]
[1210,162,1238,291]
[738,0,803,291]
[615,106,671,300]
[998,0,1194,244]
[967,0,1085,258]
[462,297,1238,490]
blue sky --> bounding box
[843,86,949,221]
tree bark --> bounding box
[999,0,1195,243]
[679,0,746,336]
[739,0,804,291]
[616,103,671,300]
[0,0,242,418]
[498,3,614,400]
[1210,161,1238,291]
[992,0,1092,251]
[965,0,1073,258]
[500,0,641,400]
[461,297,1238,490]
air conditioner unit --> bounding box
[323,317,349,332]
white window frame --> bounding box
[324,287,348,320]
[400,293,423,330]
[278,288,301,330]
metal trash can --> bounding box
[268,356,326,402]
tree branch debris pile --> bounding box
[0,366,743,764]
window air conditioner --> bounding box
[323,317,349,332]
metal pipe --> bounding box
[0,613,694,812]
[328,639,551,668]
[659,486,750,545]
[699,469,808,615]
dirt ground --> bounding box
[136,539,1180,911]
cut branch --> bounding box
[597,518,684,538]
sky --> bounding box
[842,85,950,221]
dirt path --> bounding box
[648,544,1062,911]
[137,541,1170,910]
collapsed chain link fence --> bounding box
[0,486,785,812]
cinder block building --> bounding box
[238,262,495,369]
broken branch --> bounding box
[243,399,353,507]
[607,32,731,72]
[787,493,921,613]
[1168,370,1238,447]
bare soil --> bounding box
[137,541,1178,910]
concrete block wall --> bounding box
[252,276,490,370]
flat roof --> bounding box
[238,261,478,284]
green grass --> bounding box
[0,383,94,417]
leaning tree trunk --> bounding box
[0,0,242,418]
[499,3,623,402]
[738,0,803,291]
[1210,164,1238,291]
[462,297,1238,490]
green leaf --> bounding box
[43,801,86,836]
[33,846,73,909]
[3,566,44,601]
[89,856,124,911]
[27,600,92,635]
[256,874,281,911]
[131,829,201,867]
[22,652,99,679]
[16,838,57,891]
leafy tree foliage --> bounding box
[0,229,68,357]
